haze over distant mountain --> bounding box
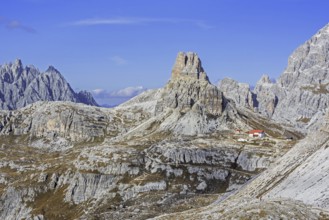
[0,59,98,110]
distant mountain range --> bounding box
[0,59,98,110]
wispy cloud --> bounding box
[195,21,214,30]
[0,16,36,33]
[67,17,214,30]
[70,17,143,26]
[110,56,127,66]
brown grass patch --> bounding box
[30,186,84,220]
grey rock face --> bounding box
[171,52,209,81]
[64,173,118,204]
[77,90,99,106]
[253,75,278,117]
[0,97,155,147]
[278,24,329,89]
[271,24,329,127]
[0,60,98,110]
[250,23,329,130]
[145,140,273,173]
[0,52,305,220]
[0,102,109,143]
[156,52,223,116]
[218,78,255,110]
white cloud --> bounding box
[111,86,145,97]
[70,17,142,26]
[92,86,146,98]
[92,88,106,95]
[110,56,127,66]
[66,17,214,30]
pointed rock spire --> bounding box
[14,58,23,67]
[171,52,209,82]
[12,58,23,73]
[156,52,223,116]
[257,74,272,85]
[46,65,60,73]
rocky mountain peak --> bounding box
[155,52,222,116]
[0,59,98,109]
[251,23,329,128]
[278,23,329,88]
[77,90,99,106]
[317,22,329,35]
[171,52,209,82]
[46,65,60,73]
[12,58,23,73]
[218,78,255,110]
[14,58,23,67]
[257,74,272,85]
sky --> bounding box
[1,0,329,105]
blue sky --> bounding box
[1,0,328,105]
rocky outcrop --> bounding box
[152,89,329,220]
[0,51,306,220]
[0,101,136,145]
[251,24,329,129]
[0,97,156,147]
[211,23,329,132]
[145,140,273,173]
[218,78,255,110]
[271,24,329,127]
[253,75,278,117]
[171,52,209,81]
[278,24,329,89]
[77,90,99,106]
[155,52,223,116]
[64,173,119,204]
[0,60,98,110]
[0,102,109,143]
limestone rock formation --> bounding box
[77,90,99,106]
[0,51,308,220]
[156,102,329,220]
[271,24,329,127]
[217,78,255,110]
[253,75,278,117]
[250,23,329,130]
[171,52,209,81]
[0,60,98,110]
[156,52,223,116]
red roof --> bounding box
[248,130,264,134]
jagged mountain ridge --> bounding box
[0,52,302,220]
[218,23,329,132]
[271,23,329,128]
[2,20,329,218]
[116,52,299,138]
[0,59,98,110]
[153,23,329,220]
[2,22,329,220]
